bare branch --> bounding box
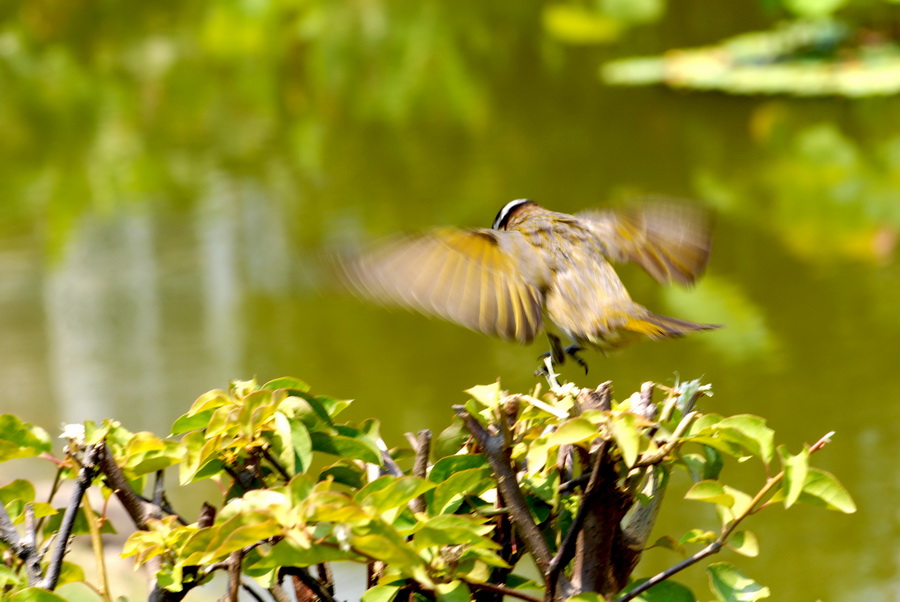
[452,406,553,578]
[39,443,105,590]
[409,430,431,513]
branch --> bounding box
[375,437,403,477]
[619,431,835,601]
[280,567,339,602]
[452,406,552,576]
[94,442,161,530]
[0,502,42,585]
[464,579,542,602]
[39,443,105,590]
[409,430,431,513]
[548,440,608,583]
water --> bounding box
[1,3,898,600]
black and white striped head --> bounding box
[492,199,536,230]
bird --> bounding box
[334,199,721,372]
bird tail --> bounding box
[627,312,722,340]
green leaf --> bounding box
[777,445,808,509]
[715,415,775,466]
[171,390,230,435]
[9,588,67,602]
[429,467,493,516]
[435,580,471,602]
[361,477,435,513]
[465,382,503,408]
[679,529,716,545]
[648,535,686,555]
[250,536,359,569]
[623,578,697,601]
[0,415,52,462]
[525,435,551,475]
[798,468,856,513]
[548,417,598,447]
[429,454,488,483]
[319,462,365,488]
[707,562,770,601]
[681,445,723,482]
[311,432,380,465]
[728,531,759,557]
[54,582,105,602]
[0,480,35,505]
[262,376,310,392]
[610,412,640,467]
[433,421,468,460]
[685,480,733,507]
[361,585,401,602]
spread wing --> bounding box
[334,227,549,344]
[577,201,712,285]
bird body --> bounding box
[337,199,720,364]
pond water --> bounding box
[1,2,898,600]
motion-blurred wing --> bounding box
[577,201,712,285]
[335,228,548,344]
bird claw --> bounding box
[564,345,589,374]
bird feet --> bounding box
[536,334,589,377]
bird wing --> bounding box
[576,201,712,285]
[335,227,548,344]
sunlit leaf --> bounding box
[54,582,105,602]
[262,377,310,393]
[778,445,808,508]
[707,562,770,601]
[798,468,856,513]
[0,415,52,461]
[525,435,551,475]
[9,588,67,602]
[428,467,493,516]
[310,432,380,465]
[610,412,640,467]
[649,535,686,555]
[543,5,620,45]
[715,415,775,466]
[548,417,598,447]
[465,382,503,408]
[679,529,716,545]
[429,454,488,483]
[728,530,759,557]
[360,585,401,602]
[361,477,435,513]
[435,580,471,602]
[685,480,733,507]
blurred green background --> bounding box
[1,0,898,599]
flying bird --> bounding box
[335,199,720,371]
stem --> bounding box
[464,579,541,602]
[453,406,552,576]
[39,443,104,590]
[619,431,835,601]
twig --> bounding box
[261,447,292,481]
[81,492,112,601]
[548,441,608,587]
[224,549,243,602]
[619,431,835,601]
[39,443,104,590]
[280,567,338,602]
[0,503,42,585]
[375,437,403,477]
[95,443,161,530]
[464,579,542,601]
[453,406,552,576]
[409,430,431,513]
